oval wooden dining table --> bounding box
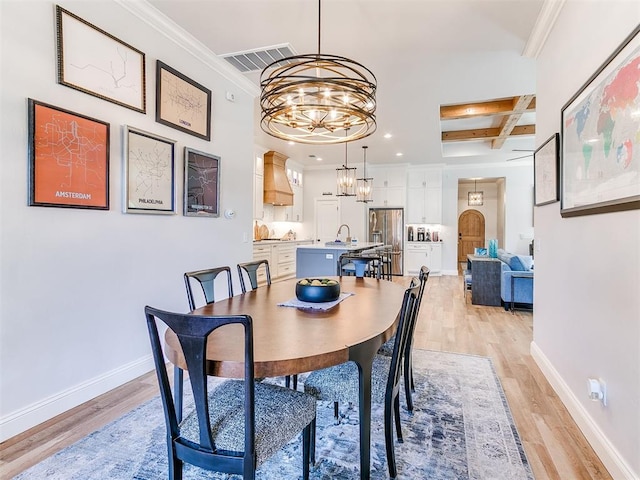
[164,276,406,480]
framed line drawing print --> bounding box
[534,133,560,206]
[28,99,110,210]
[561,25,640,217]
[183,148,220,217]
[156,60,212,140]
[123,126,176,214]
[56,5,146,113]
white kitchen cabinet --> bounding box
[406,167,442,224]
[370,166,406,207]
[253,154,264,220]
[253,240,312,282]
[275,165,303,222]
[404,242,442,276]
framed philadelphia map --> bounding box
[156,61,212,140]
[28,99,110,210]
[123,126,176,215]
[183,148,220,217]
[56,6,146,113]
[534,133,559,207]
[561,25,640,217]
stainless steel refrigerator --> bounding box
[368,207,404,276]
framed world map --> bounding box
[561,25,640,217]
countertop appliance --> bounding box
[417,227,425,242]
[407,226,414,241]
[368,207,404,275]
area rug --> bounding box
[14,350,534,479]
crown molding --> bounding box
[113,0,260,97]
[522,0,566,59]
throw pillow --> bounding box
[517,255,534,271]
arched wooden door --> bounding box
[458,209,485,263]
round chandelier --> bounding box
[259,0,377,145]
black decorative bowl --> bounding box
[296,278,341,303]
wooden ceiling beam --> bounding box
[442,124,535,142]
[491,94,536,149]
[440,95,536,120]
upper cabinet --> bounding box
[274,162,304,222]
[406,167,442,224]
[253,152,264,220]
[370,166,407,207]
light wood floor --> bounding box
[0,275,612,479]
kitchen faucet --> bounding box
[336,224,351,243]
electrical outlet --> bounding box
[587,378,607,406]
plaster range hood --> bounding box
[263,150,293,206]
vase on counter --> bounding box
[489,239,498,258]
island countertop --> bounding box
[296,242,383,251]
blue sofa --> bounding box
[496,249,534,311]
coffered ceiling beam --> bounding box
[441,124,535,142]
[491,94,536,149]
[440,96,536,120]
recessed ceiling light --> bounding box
[317,157,323,161]
[396,152,403,157]
[288,141,295,145]
[384,133,392,139]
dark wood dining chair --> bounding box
[303,278,422,479]
[237,259,271,293]
[145,306,316,480]
[175,266,235,421]
[378,266,430,411]
[184,266,234,311]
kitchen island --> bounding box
[296,242,383,278]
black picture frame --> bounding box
[534,133,560,207]
[560,25,640,217]
[183,147,220,217]
[155,60,212,140]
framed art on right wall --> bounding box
[534,132,560,207]
[560,25,640,217]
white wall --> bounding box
[533,2,640,478]
[0,0,255,440]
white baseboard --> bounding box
[530,342,638,480]
[0,355,154,442]
[442,269,459,276]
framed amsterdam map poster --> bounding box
[28,99,109,209]
[183,148,220,217]
[156,61,212,140]
[56,6,146,113]
[561,25,640,217]
[123,126,176,214]
[534,133,559,206]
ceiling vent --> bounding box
[220,44,297,73]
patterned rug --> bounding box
[14,350,534,479]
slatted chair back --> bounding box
[145,306,256,477]
[237,259,271,293]
[184,266,234,311]
[386,278,421,398]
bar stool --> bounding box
[338,253,381,279]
